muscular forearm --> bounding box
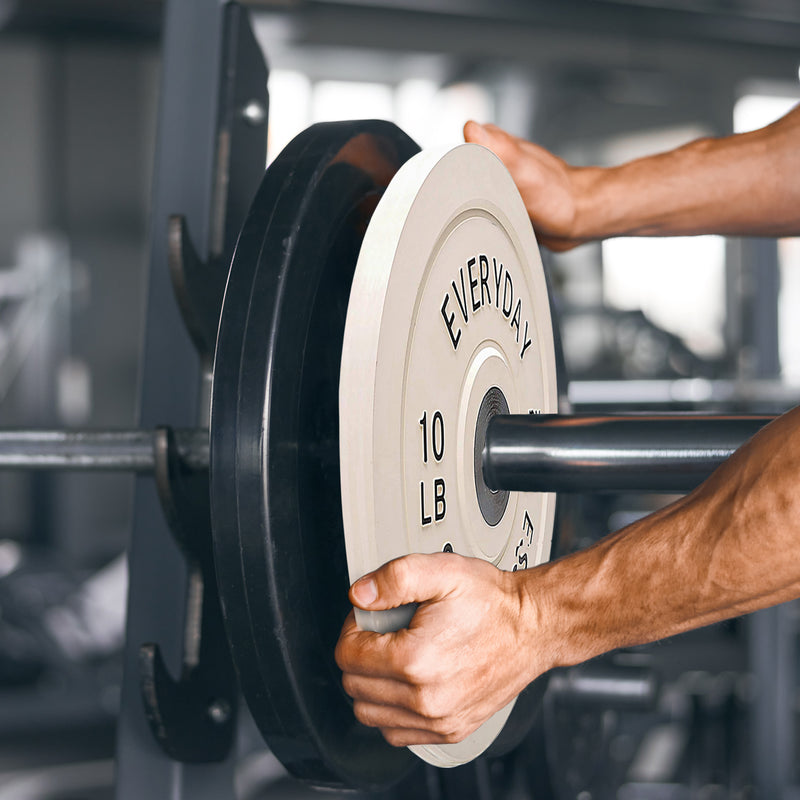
[523,405,800,676]
[337,407,800,747]
[573,104,800,240]
[465,105,800,248]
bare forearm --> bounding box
[573,104,800,240]
[522,405,800,675]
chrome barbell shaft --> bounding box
[483,414,775,493]
[0,428,209,472]
[0,414,778,491]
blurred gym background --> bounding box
[0,1,797,798]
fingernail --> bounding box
[352,577,378,607]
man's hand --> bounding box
[465,106,800,243]
[335,552,548,747]
[336,407,800,750]
[463,121,588,251]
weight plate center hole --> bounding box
[474,386,510,527]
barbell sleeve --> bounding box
[0,428,209,472]
[483,413,775,493]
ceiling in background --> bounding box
[1,0,800,48]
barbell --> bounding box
[0,416,770,489]
[0,119,775,788]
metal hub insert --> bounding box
[474,386,509,527]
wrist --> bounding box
[509,560,583,684]
[568,165,610,242]
[513,549,627,678]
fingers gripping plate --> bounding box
[339,144,559,768]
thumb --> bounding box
[350,553,456,611]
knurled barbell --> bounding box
[0,119,778,788]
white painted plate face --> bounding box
[339,143,558,768]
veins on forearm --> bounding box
[544,409,800,672]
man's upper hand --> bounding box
[463,120,590,251]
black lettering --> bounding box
[502,271,514,317]
[520,320,533,359]
[451,269,469,324]
[479,255,490,307]
[493,259,503,308]
[467,257,480,313]
[434,478,446,521]
[432,411,445,462]
[513,539,528,572]
[523,510,534,545]
[510,299,522,341]
[440,294,461,351]
[420,482,431,526]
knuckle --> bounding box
[386,557,412,596]
[414,686,445,721]
[440,718,470,744]
[430,716,457,737]
[442,729,466,744]
[340,673,357,699]
[438,551,459,573]
[399,652,429,685]
[412,685,433,717]
[334,639,348,670]
[352,702,376,728]
[335,647,360,676]
[425,657,448,685]
[451,717,479,744]
[405,647,447,688]
[383,729,406,748]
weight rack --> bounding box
[115,3,267,798]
